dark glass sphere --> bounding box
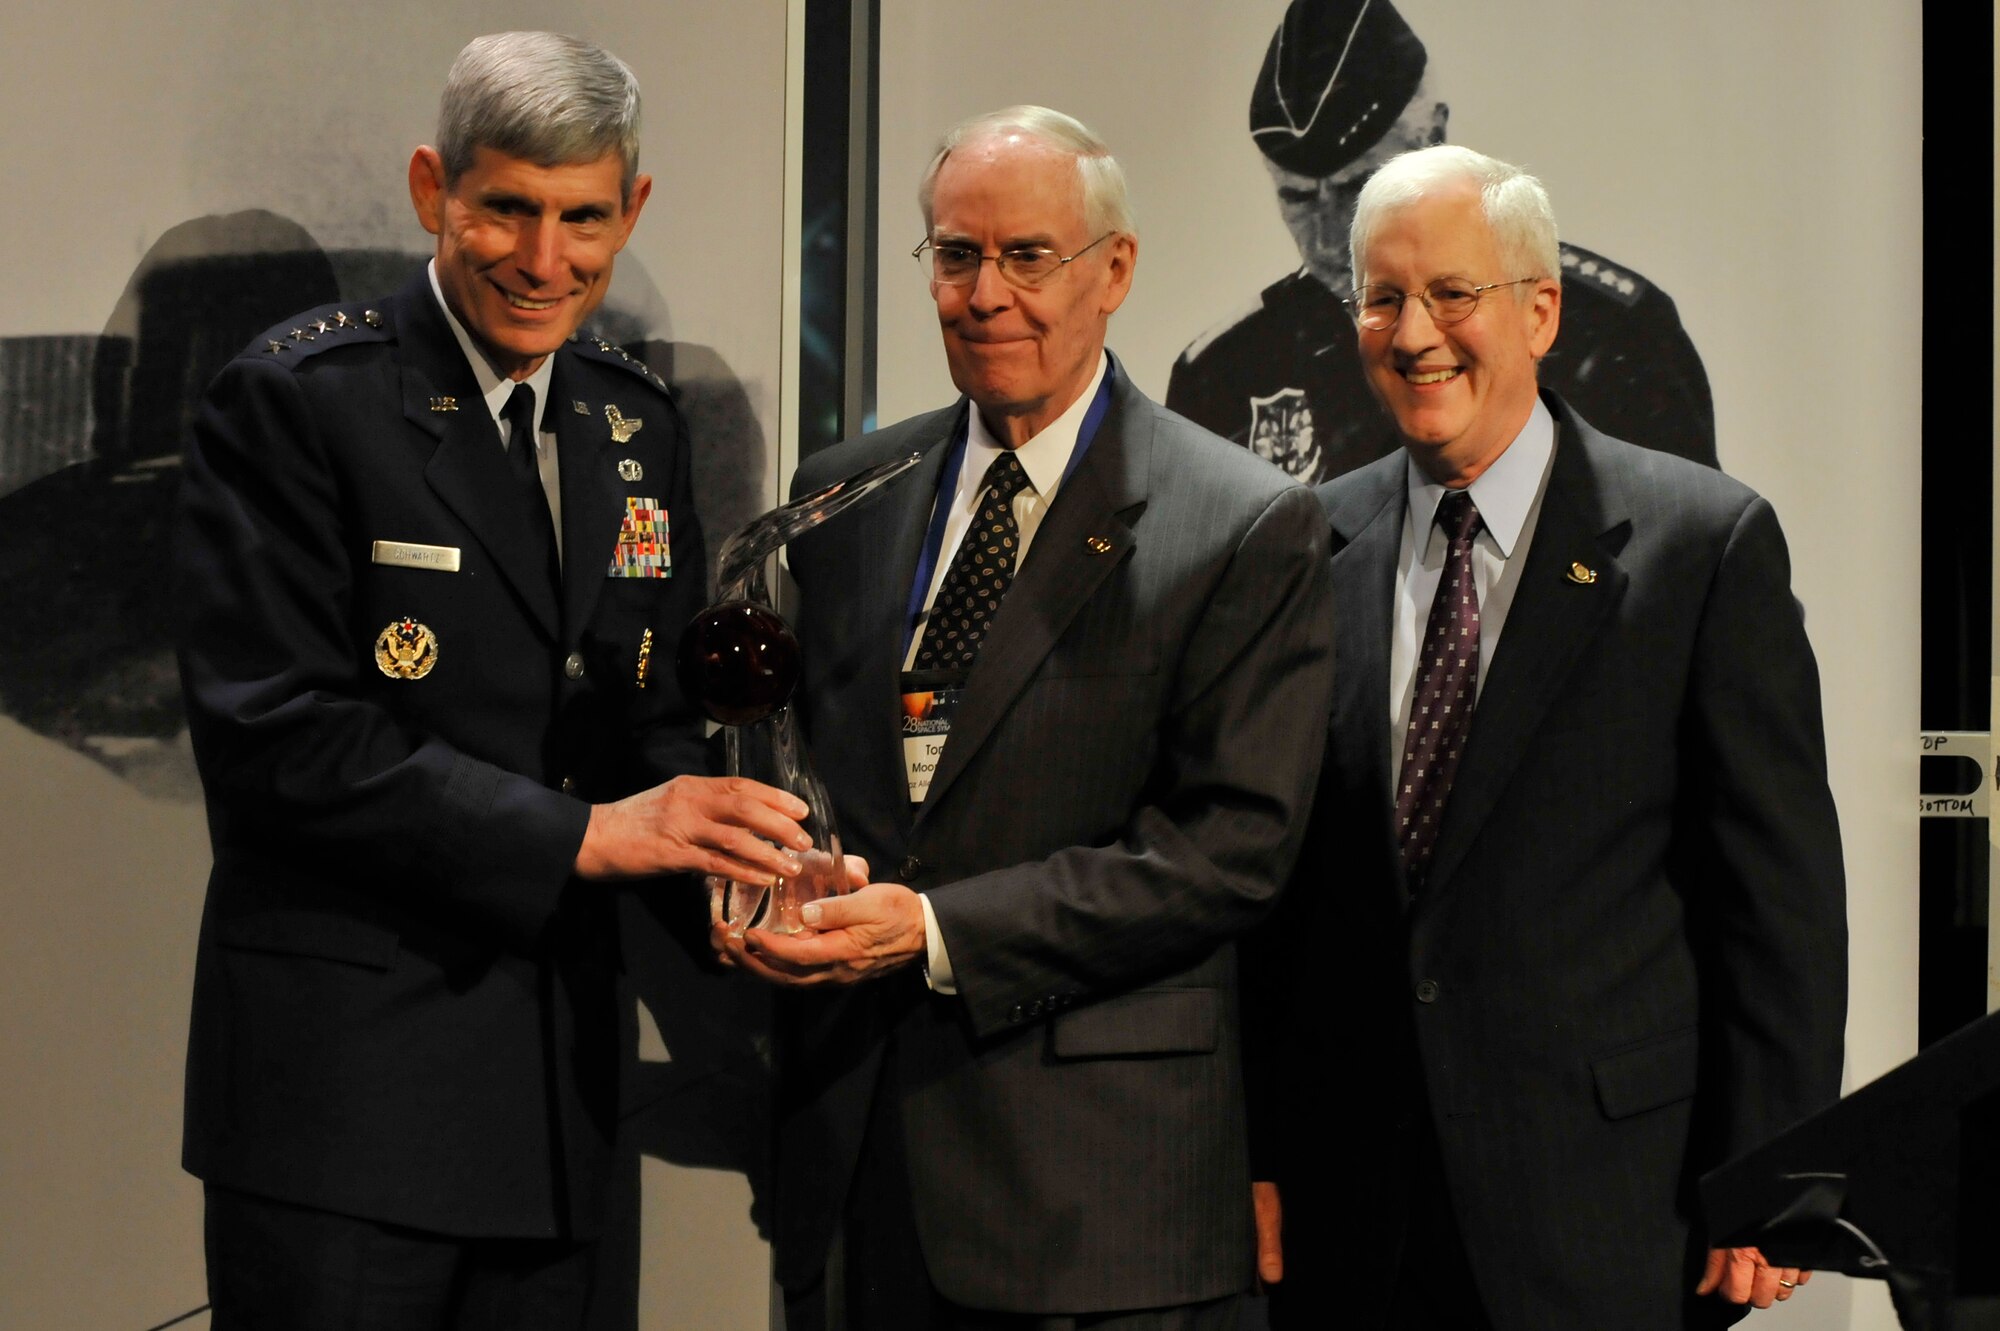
[675,601,802,725]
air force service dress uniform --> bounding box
[175,268,704,1240]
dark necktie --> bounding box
[913,450,1032,671]
[1395,490,1484,885]
[503,382,558,583]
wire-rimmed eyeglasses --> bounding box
[1349,276,1542,331]
[912,233,1114,290]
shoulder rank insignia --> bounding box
[606,404,643,443]
[375,617,440,679]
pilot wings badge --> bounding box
[605,403,644,444]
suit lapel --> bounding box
[1422,408,1630,895]
[1323,460,1408,899]
[864,420,962,839]
[399,281,561,638]
[552,356,624,635]
[914,382,1149,826]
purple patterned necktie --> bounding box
[913,450,1031,671]
[1395,489,1484,885]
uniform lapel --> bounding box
[1421,405,1630,895]
[552,354,625,636]
[915,381,1149,826]
[399,282,561,638]
[1322,460,1409,901]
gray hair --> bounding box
[1349,144,1558,289]
[437,32,643,200]
[918,105,1137,240]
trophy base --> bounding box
[712,847,844,937]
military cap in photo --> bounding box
[1249,0,1428,178]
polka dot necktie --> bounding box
[1395,490,1484,886]
[913,450,1032,671]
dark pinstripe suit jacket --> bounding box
[1253,393,1846,1331]
[773,362,1334,1314]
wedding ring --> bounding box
[1777,1279,1798,1289]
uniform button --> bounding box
[1007,1004,1025,1023]
[559,776,577,795]
[563,652,585,680]
[1414,979,1440,1004]
[898,855,924,880]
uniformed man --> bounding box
[174,32,809,1329]
[1167,0,1717,484]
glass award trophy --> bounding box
[675,452,921,935]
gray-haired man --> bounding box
[176,31,807,1327]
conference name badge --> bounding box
[900,669,965,803]
[607,497,672,578]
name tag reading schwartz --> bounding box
[371,540,462,573]
[901,669,966,803]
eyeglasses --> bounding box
[1349,277,1541,331]
[912,233,1114,290]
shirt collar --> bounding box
[1404,394,1556,559]
[427,259,557,430]
[963,351,1109,500]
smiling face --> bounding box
[926,134,1135,447]
[409,144,652,381]
[1356,184,1559,485]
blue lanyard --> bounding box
[902,359,1119,650]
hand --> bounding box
[722,880,926,986]
[574,775,810,884]
[1253,1181,1283,1284]
[711,855,870,965]
[1696,1246,1809,1308]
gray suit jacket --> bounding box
[775,362,1334,1314]
[1254,392,1846,1331]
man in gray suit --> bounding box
[1247,145,1846,1330]
[718,107,1333,1328]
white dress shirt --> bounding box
[1387,396,1558,796]
[913,352,1110,992]
[428,261,563,556]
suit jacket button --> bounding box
[559,776,577,795]
[563,651,585,680]
[1414,979,1440,1004]
[898,855,923,880]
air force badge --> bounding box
[374,617,440,679]
[605,403,643,443]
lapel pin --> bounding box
[1566,562,1597,585]
[428,396,458,413]
[618,458,644,482]
[636,627,653,689]
[572,399,589,416]
[1085,535,1114,555]
[605,403,644,443]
